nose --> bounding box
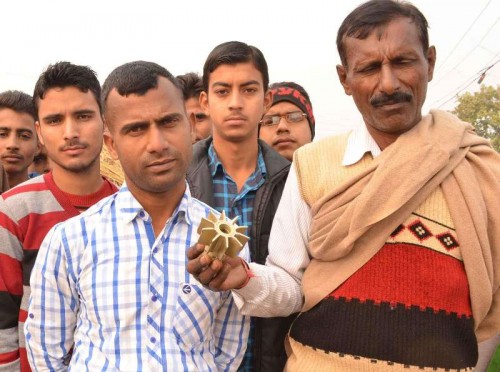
[228,91,243,110]
[146,125,169,153]
[5,133,20,150]
[63,118,79,140]
[276,116,290,133]
[378,64,401,95]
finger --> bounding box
[186,251,212,277]
[208,262,232,290]
[197,259,224,284]
[187,243,206,260]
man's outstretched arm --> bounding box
[187,165,311,317]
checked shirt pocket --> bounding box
[172,282,221,350]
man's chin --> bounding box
[56,157,99,174]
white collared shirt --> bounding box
[342,124,381,166]
[232,127,381,316]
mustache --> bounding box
[60,139,88,151]
[2,151,22,159]
[370,92,412,107]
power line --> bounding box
[434,59,500,108]
[435,0,493,74]
[433,16,500,87]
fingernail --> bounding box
[200,254,210,266]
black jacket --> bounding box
[187,137,296,372]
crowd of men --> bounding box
[0,0,498,371]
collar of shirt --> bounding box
[207,142,267,181]
[115,181,193,226]
[342,124,382,166]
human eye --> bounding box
[123,124,146,136]
[195,113,208,122]
[19,132,33,140]
[0,130,8,138]
[44,116,61,125]
[261,115,278,126]
[243,87,258,94]
[215,88,229,96]
[287,112,305,123]
[393,57,415,67]
[159,115,181,128]
[356,62,380,74]
[76,112,93,121]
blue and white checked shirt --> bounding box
[207,143,266,372]
[25,183,250,372]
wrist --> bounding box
[235,258,254,289]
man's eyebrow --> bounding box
[240,80,260,88]
[16,128,34,134]
[211,80,261,88]
[155,112,183,124]
[41,113,63,122]
[120,121,149,134]
[0,126,11,131]
[73,109,97,115]
[212,82,231,88]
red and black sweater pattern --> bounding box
[289,210,477,371]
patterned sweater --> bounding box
[287,187,476,371]
[0,172,117,371]
[286,133,478,371]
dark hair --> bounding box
[0,90,36,120]
[202,41,269,93]
[270,81,312,108]
[337,0,429,66]
[176,72,203,101]
[33,62,102,117]
[101,61,182,112]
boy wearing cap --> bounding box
[187,41,292,372]
[259,82,315,161]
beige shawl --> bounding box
[300,110,500,341]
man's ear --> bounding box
[103,131,119,161]
[200,91,209,115]
[188,112,197,144]
[427,46,437,82]
[263,89,273,112]
[35,121,45,146]
[35,138,42,156]
[336,64,352,96]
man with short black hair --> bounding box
[187,1,500,370]
[0,90,39,188]
[177,72,213,143]
[187,41,292,372]
[25,60,249,371]
[0,62,117,371]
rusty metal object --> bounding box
[197,210,249,259]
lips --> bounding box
[273,136,295,146]
[1,154,23,162]
[2,153,23,159]
[225,115,247,125]
[146,158,176,172]
[62,145,85,151]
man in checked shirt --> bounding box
[24,61,250,371]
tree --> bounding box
[453,85,500,152]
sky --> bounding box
[1,0,499,139]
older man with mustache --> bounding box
[187,1,500,370]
